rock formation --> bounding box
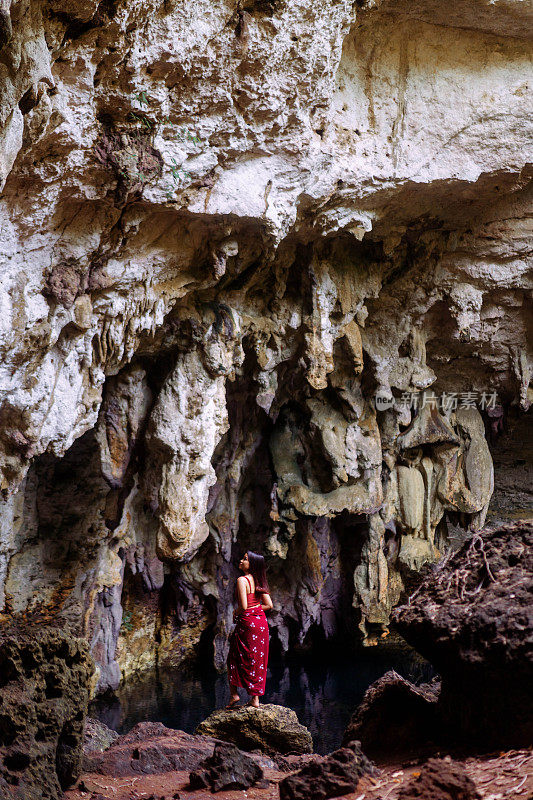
[81,719,278,783]
[342,670,439,758]
[394,520,533,750]
[67,732,533,800]
[0,0,531,690]
[397,758,480,800]
[0,621,92,799]
[342,522,533,757]
[278,742,375,800]
[195,704,313,756]
[189,741,264,793]
[82,718,119,760]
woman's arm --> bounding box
[260,592,273,612]
[234,576,248,617]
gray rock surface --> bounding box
[82,718,119,756]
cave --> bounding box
[0,0,532,795]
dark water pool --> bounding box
[91,636,433,755]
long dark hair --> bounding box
[247,551,269,594]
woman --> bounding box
[227,551,273,708]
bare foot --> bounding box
[225,695,241,709]
[247,698,260,708]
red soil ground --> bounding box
[65,746,532,800]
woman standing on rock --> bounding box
[227,551,272,709]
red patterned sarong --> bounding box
[227,597,269,696]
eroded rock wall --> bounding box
[0,0,531,685]
[0,621,92,799]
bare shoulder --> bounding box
[236,575,248,586]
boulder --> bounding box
[189,741,263,792]
[394,521,533,749]
[195,704,313,756]
[271,753,322,773]
[0,619,93,800]
[83,721,277,779]
[83,722,216,777]
[342,671,440,757]
[83,718,119,756]
[398,757,480,800]
[278,742,376,800]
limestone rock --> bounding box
[0,0,12,52]
[454,407,494,528]
[354,513,403,643]
[142,326,239,562]
[396,466,425,534]
[195,705,313,756]
[0,620,93,799]
[82,718,119,757]
[398,405,459,451]
[270,394,383,533]
[0,107,22,192]
[0,0,531,686]
[96,365,152,491]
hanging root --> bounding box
[409,533,500,605]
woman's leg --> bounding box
[229,681,240,705]
[248,694,260,708]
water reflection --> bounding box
[91,638,433,755]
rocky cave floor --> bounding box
[66,728,533,800]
